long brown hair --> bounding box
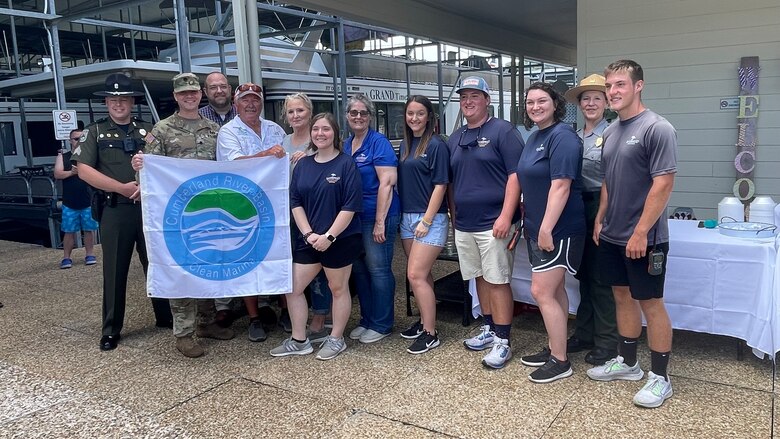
[401,95,437,161]
[308,112,342,152]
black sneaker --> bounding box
[407,330,440,354]
[279,309,293,333]
[528,356,573,384]
[521,347,551,367]
[400,320,423,339]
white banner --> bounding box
[140,155,291,298]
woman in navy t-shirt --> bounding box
[343,94,400,344]
[270,113,363,361]
[397,96,450,354]
[516,82,586,383]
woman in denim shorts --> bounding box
[397,96,451,354]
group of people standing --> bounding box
[71,56,677,410]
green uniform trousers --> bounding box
[573,193,618,350]
[100,202,171,336]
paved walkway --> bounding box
[0,240,776,438]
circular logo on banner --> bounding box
[163,173,275,280]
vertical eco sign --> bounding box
[733,56,759,213]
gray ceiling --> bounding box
[287,0,577,65]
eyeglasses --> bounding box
[236,83,262,93]
[457,125,483,148]
[206,84,229,91]
[348,110,370,118]
[70,136,81,141]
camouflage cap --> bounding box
[173,73,201,93]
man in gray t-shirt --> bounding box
[587,60,677,410]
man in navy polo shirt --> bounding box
[449,76,524,369]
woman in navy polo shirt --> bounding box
[270,113,363,361]
[343,94,401,344]
[397,96,450,354]
[517,82,586,383]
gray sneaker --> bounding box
[269,337,313,357]
[586,355,645,382]
[316,336,347,360]
[307,327,330,344]
[248,319,267,342]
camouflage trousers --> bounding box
[170,299,217,337]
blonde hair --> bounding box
[283,93,313,126]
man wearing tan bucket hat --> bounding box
[563,74,618,367]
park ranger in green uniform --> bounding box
[133,72,234,358]
[72,73,172,351]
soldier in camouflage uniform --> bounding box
[73,73,172,352]
[133,72,235,358]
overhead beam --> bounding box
[286,0,575,64]
[52,0,156,24]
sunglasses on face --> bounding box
[70,137,80,141]
[348,110,370,118]
[457,125,483,148]
[236,83,262,93]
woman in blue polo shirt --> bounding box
[397,96,449,354]
[517,82,586,384]
[270,112,363,361]
[343,94,401,344]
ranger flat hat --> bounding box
[94,73,145,97]
[564,73,607,104]
[173,72,201,93]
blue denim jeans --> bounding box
[353,214,399,334]
[309,270,332,315]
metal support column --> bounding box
[337,18,348,134]
[510,56,517,125]
[215,0,226,75]
[6,0,30,171]
[173,0,191,72]
[329,27,340,118]
[436,43,444,134]
[497,54,504,120]
[246,0,262,85]
[233,0,250,83]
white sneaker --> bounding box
[349,326,367,340]
[586,355,644,382]
[359,329,390,344]
[633,372,673,408]
[481,336,512,369]
[463,324,495,351]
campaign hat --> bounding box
[94,73,145,97]
[564,74,607,104]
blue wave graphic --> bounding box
[181,208,260,263]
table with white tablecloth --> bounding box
[469,220,780,358]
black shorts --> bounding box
[597,240,669,300]
[293,233,363,269]
[527,235,584,275]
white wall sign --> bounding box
[52,110,78,140]
[719,97,739,110]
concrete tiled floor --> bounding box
[0,239,776,438]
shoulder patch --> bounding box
[144,132,156,144]
[78,131,88,143]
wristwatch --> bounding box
[325,233,336,243]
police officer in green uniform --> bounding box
[72,73,172,351]
[133,72,234,358]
